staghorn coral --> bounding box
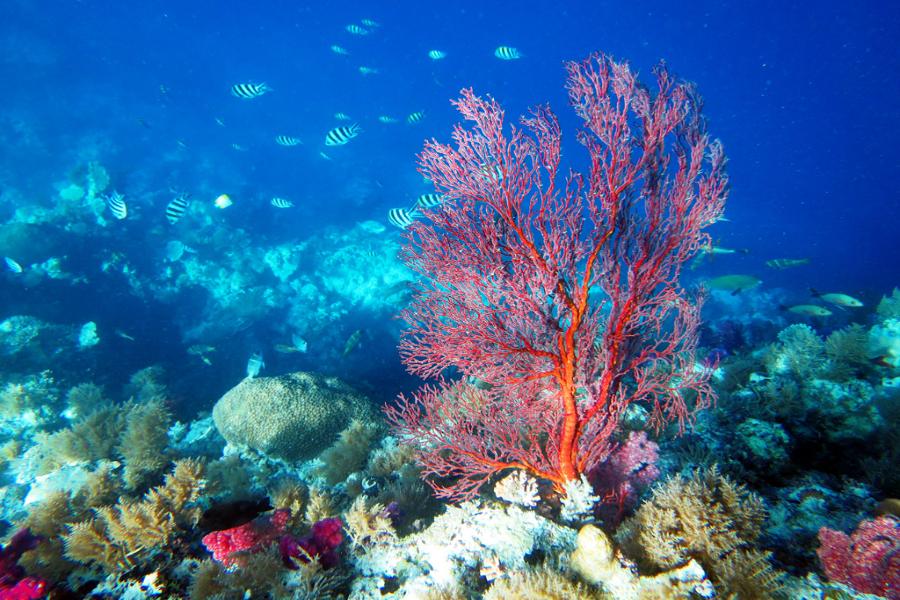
[313,419,380,485]
[62,459,206,572]
[116,398,172,490]
[483,565,606,600]
[618,466,785,598]
[343,496,396,549]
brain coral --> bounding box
[212,371,375,460]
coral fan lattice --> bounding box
[385,52,728,500]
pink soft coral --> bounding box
[202,508,291,565]
[590,430,660,524]
[817,515,899,599]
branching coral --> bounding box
[343,496,397,549]
[116,398,172,490]
[483,565,605,600]
[824,324,870,381]
[766,324,826,379]
[618,466,785,598]
[313,419,380,486]
[62,459,206,572]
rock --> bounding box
[212,371,375,461]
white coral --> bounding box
[493,470,539,508]
[560,475,600,523]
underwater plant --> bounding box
[385,52,728,501]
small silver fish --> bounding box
[428,50,447,60]
[345,24,368,35]
[330,44,349,55]
[4,257,23,273]
[360,18,380,28]
[358,66,379,76]
[246,352,265,378]
[378,115,398,124]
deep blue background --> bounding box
[0,1,897,403]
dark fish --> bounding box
[199,497,272,532]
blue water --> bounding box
[2,0,897,404]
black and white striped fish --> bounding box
[407,111,425,124]
[275,135,302,146]
[231,82,270,99]
[378,115,398,124]
[325,124,361,146]
[428,50,447,60]
[416,193,444,209]
[387,207,419,229]
[105,192,127,220]
[334,112,351,121]
[166,194,190,224]
[331,44,349,55]
[360,18,380,28]
[345,24,368,35]
[271,197,294,209]
[494,46,522,60]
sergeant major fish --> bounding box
[231,82,270,99]
[494,46,523,60]
[325,124,361,146]
[105,192,127,220]
[166,194,190,224]
[275,135,302,146]
[387,207,419,229]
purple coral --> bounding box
[817,515,899,599]
[589,431,661,524]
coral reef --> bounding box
[212,371,375,461]
[618,467,785,598]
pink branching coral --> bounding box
[590,431,660,524]
[385,52,727,501]
[817,515,899,599]
[202,508,291,566]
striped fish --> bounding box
[166,194,190,224]
[358,66,379,76]
[271,197,294,209]
[325,124,361,146]
[105,192,127,220]
[428,50,447,60]
[231,82,270,98]
[406,111,425,124]
[387,207,419,229]
[378,115,398,124]
[494,46,522,60]
[330,44,349,55]
[345,24,368,35]
[416,193,444,209]
[334,112,351,121]
[360,18,380,28]
[275,135,302,146]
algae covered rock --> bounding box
[212,371,375,460]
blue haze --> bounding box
[0,1,897,401]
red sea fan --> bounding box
[817,515,899,598]
[385,52,727,501]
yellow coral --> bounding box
[313,419,380,485]
[305,487,338,524]
[619,466,784,598]
[484,565,606,599]
[343,496,396,548]
[117,399,172,490]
